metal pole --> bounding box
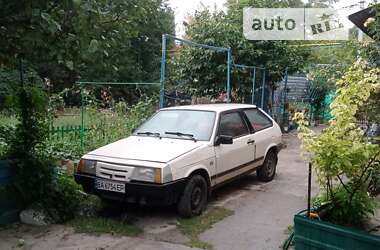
[165,34,228,52]
[159,34,167,108]
[80,83,84,147]
[227,48,232,103]
[282,67,288,126]
[261,69,265,109]
[271,84,275,115]
[251,67,256,105]
[307,162,312,218]
[19,57,24,86]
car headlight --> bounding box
[131,167,161,183]
[77,159,97,175]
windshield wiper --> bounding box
[165,131,197,142]
[137,132,161,138]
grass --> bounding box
[0,108,104,127]
[177,206,234,250]
[68,216,143,237]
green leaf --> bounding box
[88,39,99,53]
[65,61,74,70]
[73,0,82,6]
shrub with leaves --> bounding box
[294,61,380,227]
[42,171,85,223]
[5,83,93,222]
[41,95,157,161]
[83,95,157,152]
[0,124,15,159]
[6,84,54,205]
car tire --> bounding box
[257,150,277,182]
[177,175,208,218]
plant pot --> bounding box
[0,160,21,225]
[0,160,13,185]
[294,214,380,250]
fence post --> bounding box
[159,34,167,109]
[282,67,288,128]
[61,126,64,139]
[261,69,266,110]
[251,67,256,105]
[80,83,84,147]
[227,48,232,103]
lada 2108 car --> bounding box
[75,104,283,217]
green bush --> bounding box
[314,185,377,227]
[42,171,84,223]
[0,124,15,159]
[3,83,96,223]
[2,81,157,223]
[295,62,380,227]
[43,137,85,161]
[40,95,157,161]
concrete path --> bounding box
[0,223,200,250]
[0,128,319,250]
[199,129,319,250]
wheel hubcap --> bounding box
[266,157,276,176]
[191,187,202,209]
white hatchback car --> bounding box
[75,104,283,217]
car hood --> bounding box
[86,136,205,163]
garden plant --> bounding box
[295,61,380,227]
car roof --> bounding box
[161,103,257,113]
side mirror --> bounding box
[215,135,233,146]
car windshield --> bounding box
[134,110,216,141]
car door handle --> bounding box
[247,139,255,144]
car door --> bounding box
[243,108,274,161]
[213,111,256,184]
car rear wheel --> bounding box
[177,175,208,217]
[257,150,277,182]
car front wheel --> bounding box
[177,175,208,217]
[257,150,277,182]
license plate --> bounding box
[95,179,125,193]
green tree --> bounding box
[0,0,174,92]
[168,0,309,99]
[305,0,339,8]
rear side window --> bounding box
[219,112,249,138]
[244,109,273,131]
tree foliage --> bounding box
[295,62,380,226]
[0,0,174,91]
[167,0,309,98]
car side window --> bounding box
[219,112,249,138]
[244,109,273,131]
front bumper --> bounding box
[74,173,187,206]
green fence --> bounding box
[49,125,90,140]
